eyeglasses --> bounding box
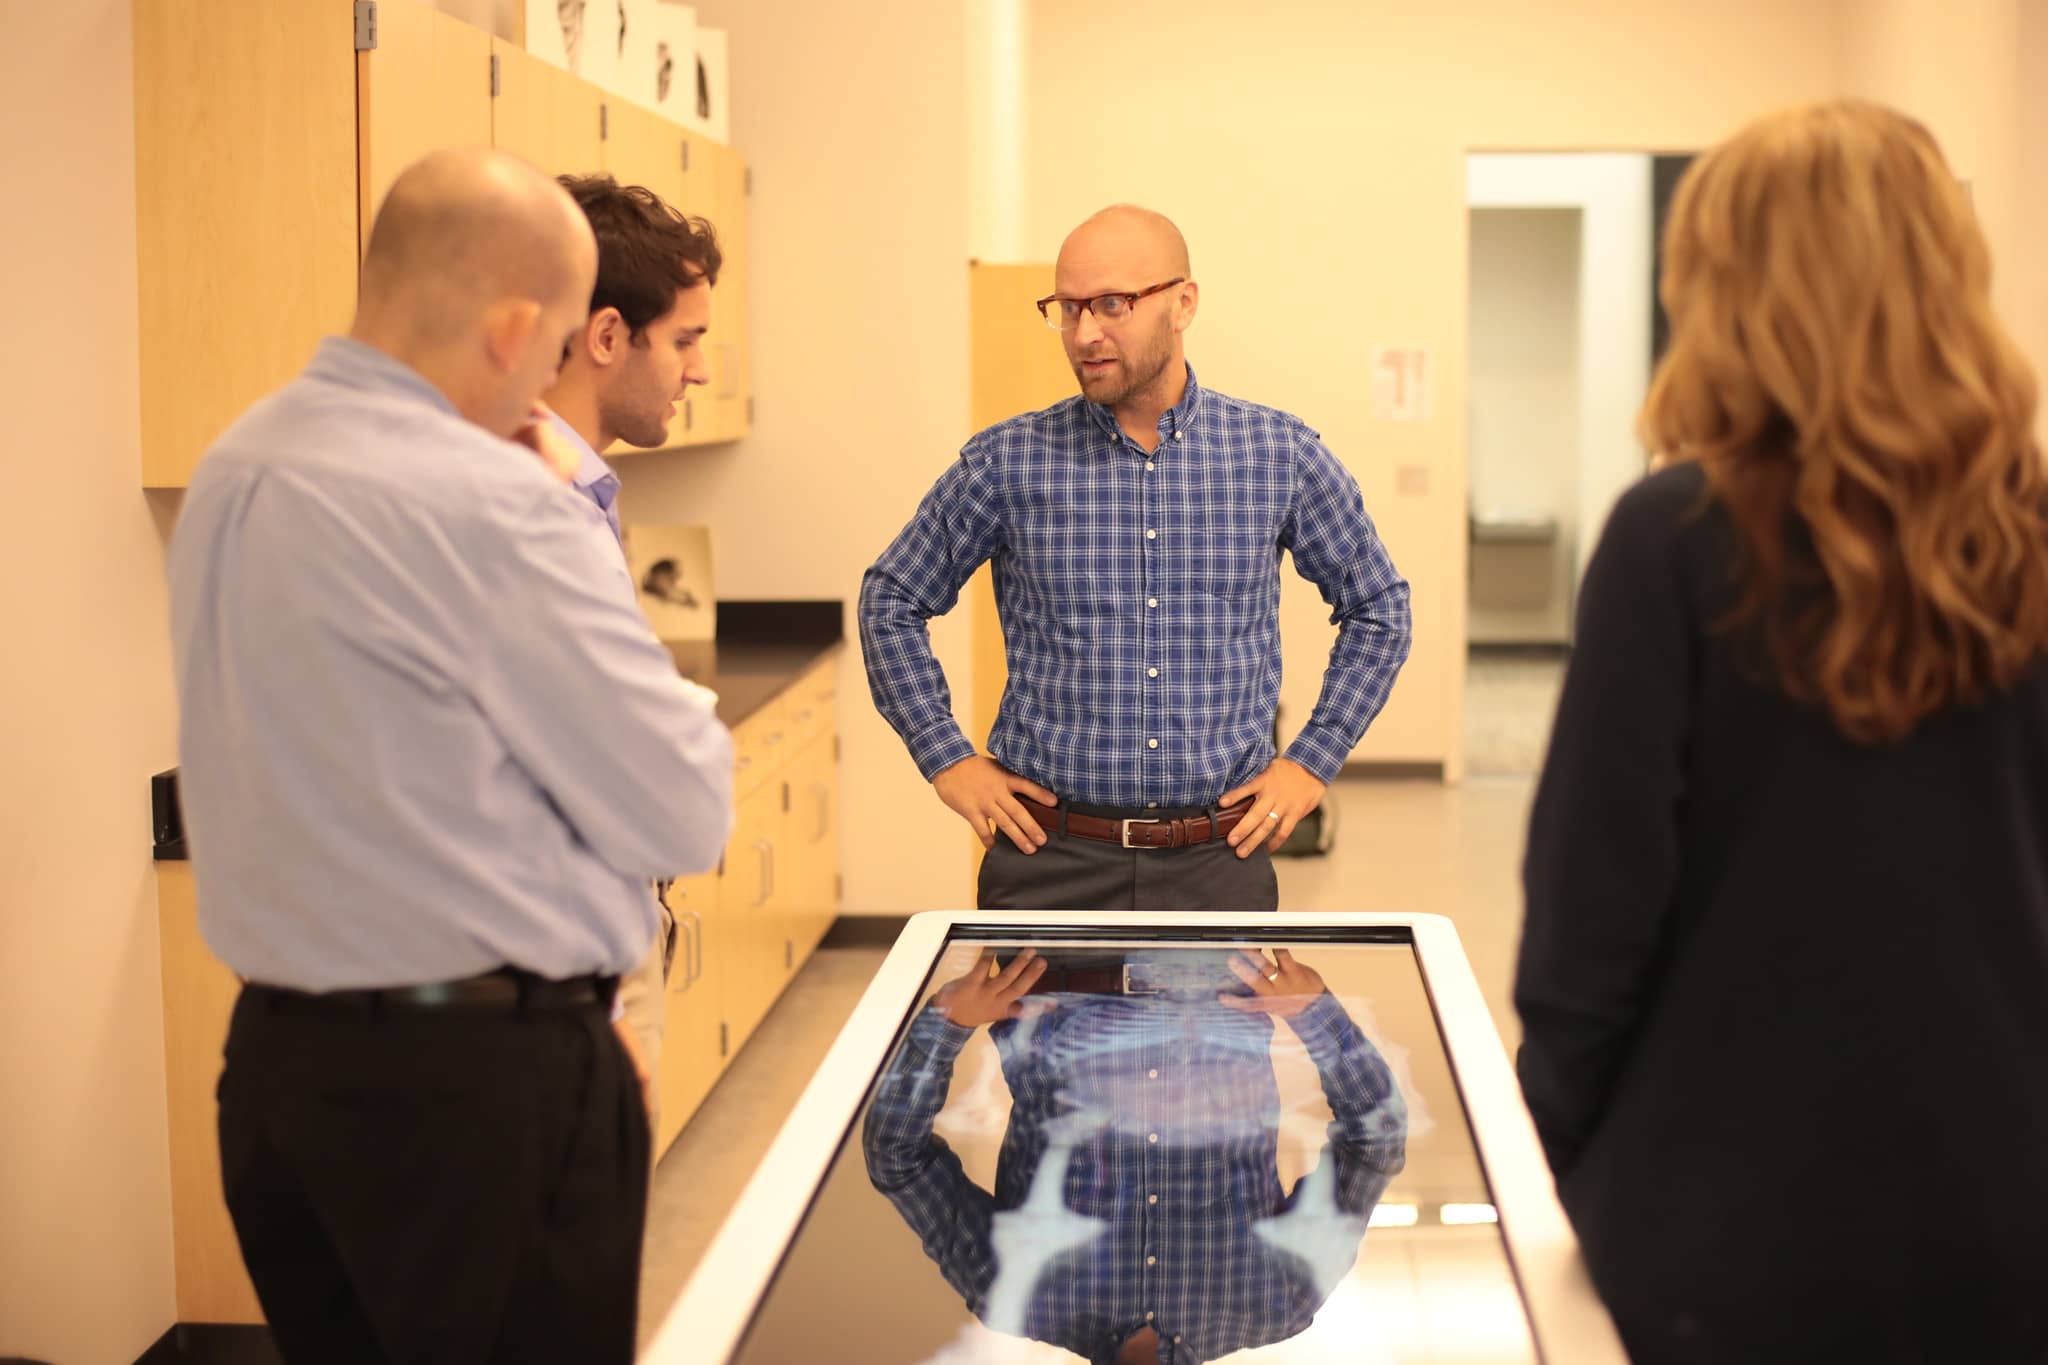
[1035,277,1185,331]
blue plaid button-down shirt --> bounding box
[858,366,1411,807]
[863,989,1407,1364]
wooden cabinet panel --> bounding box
[784,730,842,960]
[357,0,494,254]
[157,865,264,1323]
[701,140,752,444]
[135,0,358,487]
[488,38,551,169]
[731,697,790,802]
[718,780,783,1053]
[599,98,701,210]
[656,871,722,1155]
[553,69,606,175]
[489,38,602,177]
[785,656,840,755]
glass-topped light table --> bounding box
[644,912,1624,1364]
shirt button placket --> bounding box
[1141,440,1161,783]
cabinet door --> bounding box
[718,780,784,1053]
[701,140,752,444]
[655,871,722,1155]
[553,70,607,176]
[491,39,605,177]
[599,99,699,210]
[135,0,357,486]
[357,0,493,253]
[784,731,841,961]
[490,39,553,169]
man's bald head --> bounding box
[1057,204,1192,285]
[1052,205,1199,418]
[353,148,598,439]
[360,147,595,344]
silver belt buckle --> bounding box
[1120,817,1160,849]
[1121,962,1161,996]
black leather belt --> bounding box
[246,967,618,1013]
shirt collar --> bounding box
[1083,361,1204,445]
[307,336,462,418]
[551,412,618,504]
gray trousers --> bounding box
[977,811,1279,912]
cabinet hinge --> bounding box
[683,398,693,432]
[718,1021,729,1058]
[681,140,692,173]
[835,873,843,902]
[746,396,754,425]
[781,781,791,814]
[488,52,500,97]
[784,940,793,971]
[353,0,378,51]
[744,166,753,195]
[832,734,841,763]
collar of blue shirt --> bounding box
[1081,361,1204,445]
[309,335,463,417]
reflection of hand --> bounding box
[933,755,1056,854]
[1219,948,1326,1019]
[1220,757,1327,858]
[511,400,579,485]
[931,948,1049,1029]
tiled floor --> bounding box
[1462,649,1567,777]
[635,773,1541,1346]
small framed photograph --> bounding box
[623,523,715,641]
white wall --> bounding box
[612,0,977,913]
[0,1,180,1359]
[965,0,1029,261]
[2024,3,2048,445]
[1465,208,1581,645]
[1467,154,1655,597]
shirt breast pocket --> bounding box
[1190,500,1284,607]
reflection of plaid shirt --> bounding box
[862,994,1407,1365]
[857,366,1411,807]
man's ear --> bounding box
[584,306,627,366]
[1173,280,1200,336]
[482,297,543,373]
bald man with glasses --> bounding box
[860,205,1411,914]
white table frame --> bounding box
[642,911,1625,1364]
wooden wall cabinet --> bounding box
[135,0,359,488]
[136,0,752,488]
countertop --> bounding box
[668,638,842,731]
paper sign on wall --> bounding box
[1371,346,1432,422]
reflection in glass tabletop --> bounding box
[729,936,1542,1364]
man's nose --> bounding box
[1071,307,1105,348]
[682,352,712,390]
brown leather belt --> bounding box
[1017,797,1255,850]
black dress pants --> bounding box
[217,986,650,1365]
[977,802,1279,912]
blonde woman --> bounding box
[1515,101,2048,1364]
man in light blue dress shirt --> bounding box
[168,149,733,1363]
[541,171,724,1142]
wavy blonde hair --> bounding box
[1642,99,2048,742]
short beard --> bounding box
[1077,326,1174,409]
